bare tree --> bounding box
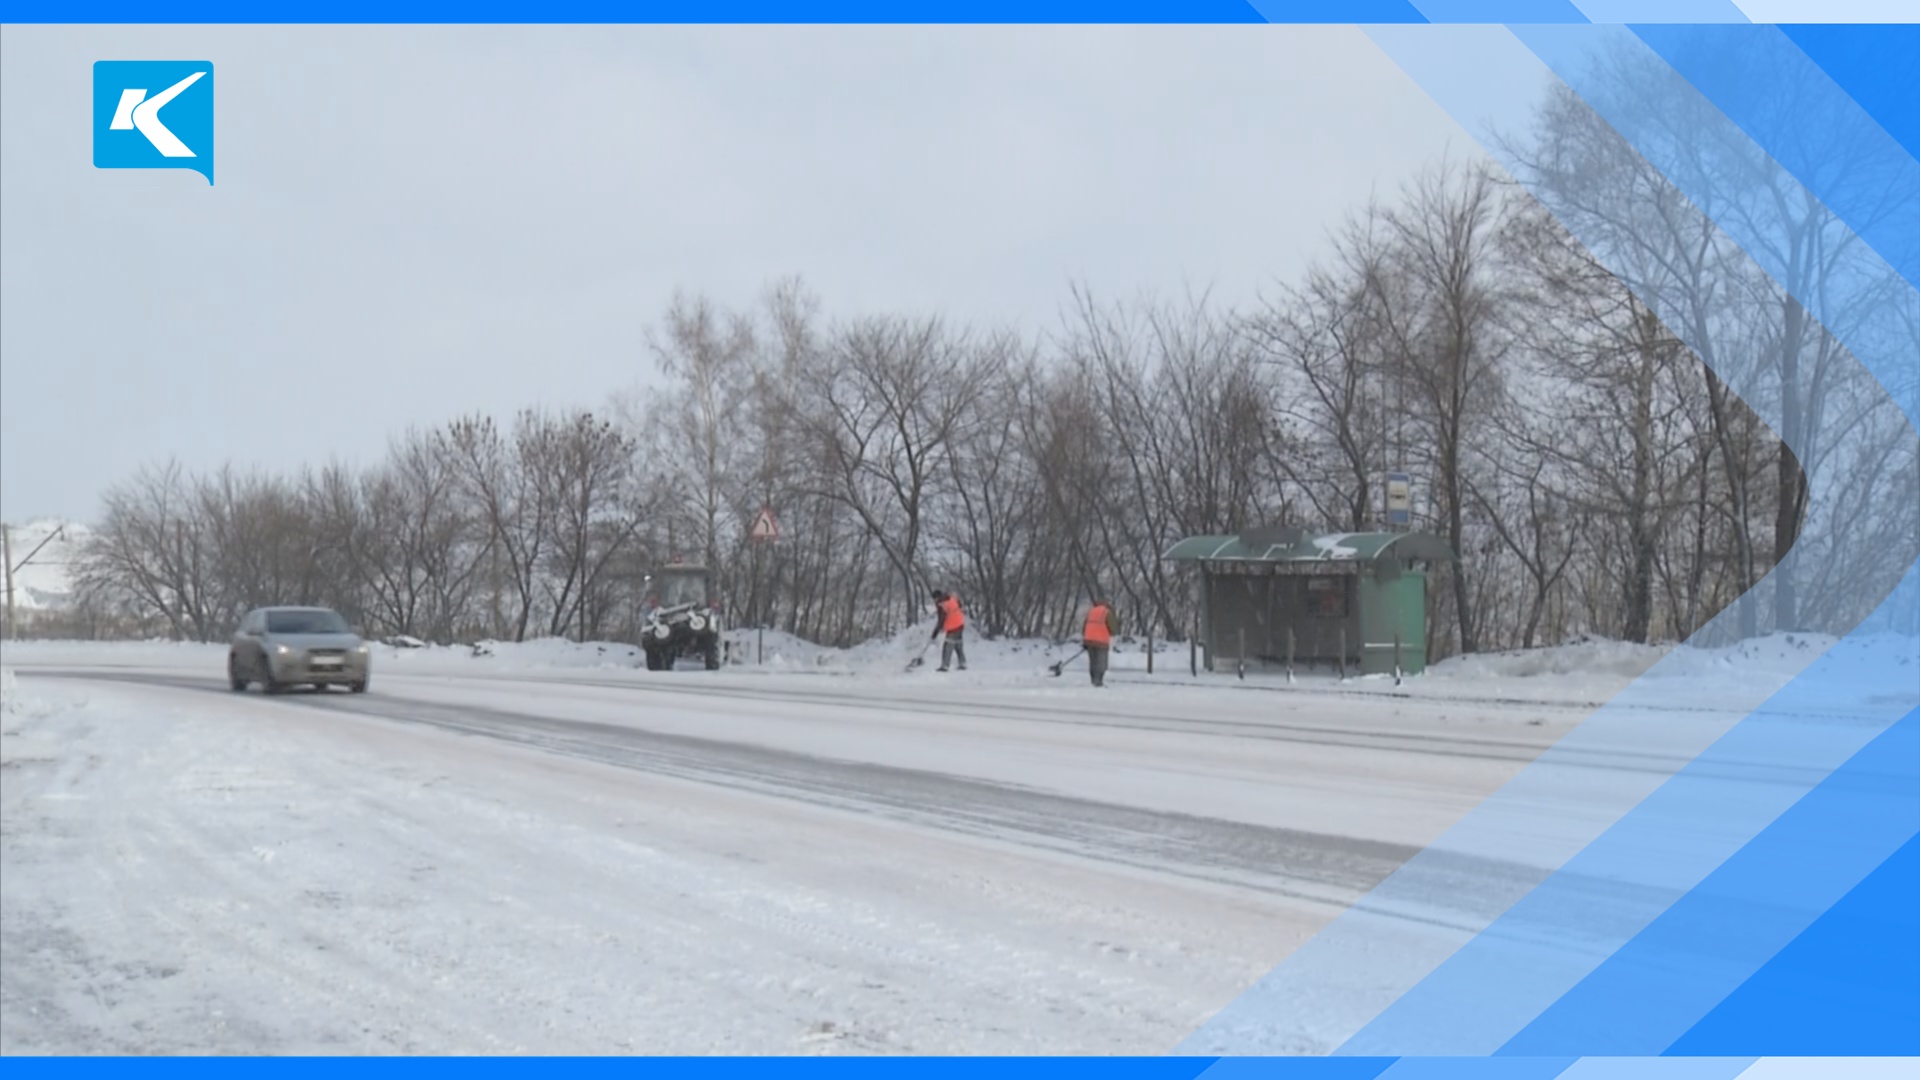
[1364,157,1513,654]
[446,410,562,641]
[75,460,220,642]
[540,410,644,639]
[1247,221,1392,532]
[1500,201,1713,643]
[794,313,1002,625]
[640,290,761,586]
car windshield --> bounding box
[654,574,708,608]
[266,610,351,635]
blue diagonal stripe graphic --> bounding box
[1406,0,1586,22]
[1552,1057,1759,1080]
[1370,1056,1577,1079]
[1671,831,1920,1055]
[1239,0,1430,21]
[1191,1058,1401,1079]
[1338,585,1919,1055]
[1571,1,1749,21]
[1510,23,1920,429]
[1495,707,1919,1054]
[1178,22,1920,1057]
[1342,23,1918,1056]
[1627,24,1920,293]
[1778,25,1920,167]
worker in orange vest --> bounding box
[1083,597,1119,687]
[931,589,968,672]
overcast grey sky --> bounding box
[1,26,1477,524]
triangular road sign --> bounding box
[749,507,780,542]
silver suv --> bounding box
[229,606,371,694]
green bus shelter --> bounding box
[1163,526,1455,678]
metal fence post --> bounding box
[1287,626,1296,685]
[1147,626,1154,675]
[1339,626,1348,681]
[1394,632,1403,686]
[1237,626,1246,681]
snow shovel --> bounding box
[1048,646,1086,677]
[905,639,935,672]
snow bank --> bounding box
[1401,630,1918,713]
[446,637,643,668]
[2,625,1904,714]
[1423,631,1854,684]
[1425,635,1672,682]
[1,666,89,774]
[0,665,67,721]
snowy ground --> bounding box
[0,629,1882,1054]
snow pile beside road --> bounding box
[1424,632,1847,686]
[1650,631,1841,680]
[1,666,69,721]
[4,627,1903,715]
[393,637,646,672]
[725,628,845,669]
[0,667,89,772]
[1409,630,1908,712]
[1424,636,1672,682]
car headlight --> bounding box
[275,644,291,655]
[355,644,370,655]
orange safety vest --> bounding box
[1083,604,1112,646]
[940,595,966,633]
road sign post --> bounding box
[748,507,780,664]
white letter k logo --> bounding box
[109,71,205,157]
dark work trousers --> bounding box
[940,630,967,671]
[1086,644,1110,686]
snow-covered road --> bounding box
[0,640,1824,1054]
[4,666,1307,1054]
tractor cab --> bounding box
[640,564,724,671]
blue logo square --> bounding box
[93,61,215,185]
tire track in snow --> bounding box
[34,669,1600,931]
[444,669,1852,782]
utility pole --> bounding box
[4,523,68,643]
[3,522,14,642]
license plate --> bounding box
[311,657,342,668]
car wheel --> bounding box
[350,678,368,694]
[703,643,721,671]
[259,658,283,695]
[228,656,249,691]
